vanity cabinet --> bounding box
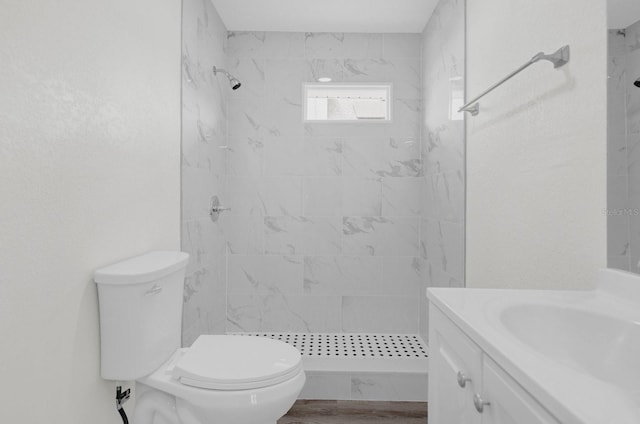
[429,306,559,424]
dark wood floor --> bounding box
[278,400,428,424]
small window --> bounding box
[304,83,392,122]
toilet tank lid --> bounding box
[94,251,189,285]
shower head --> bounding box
[635,78,640,88]
[213,66,242,90]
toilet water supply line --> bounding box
[116,386,131,424]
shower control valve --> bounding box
[209,195,230,222]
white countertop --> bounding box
[428,269,640,424]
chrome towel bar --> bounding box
[459,45,570,116]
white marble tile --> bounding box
[304,137,343,176]
[226,176,302,216]
[423,258,460,289]
[342,177,382,216]
[299,373,351,400]
[227,57,265,99]
[265,216,342,255]
[419,0,465,344]
[419,297,429,344]
[181,105,226,174]
[431,170,465,223]
[342,296,419,333]
[350,373,428,402]
[222,215,264,254]
[182,217,225,270]
[382,34,422,58]
[264,137,306,176]
[182,167,225,219]
[225,31,305,58]
[303,255,383,295]
[182,261,227,345]
[343,58,421,99]
[305,59,345,82]
[264,97,305,137]
[304,121,396,139]
[264,58,306,103]
[225,136,264,177]
[342,217,420,256]
[420,176,436,220]
[627,136,640,205]
[422,218,445,272]
[226,294,342,332]
[388,99,421,139]
[380,256,423,296]
[609,173,629,210]
[181,0,229,341]
[303,177,342,216]
[227,97,270,139]
[382,178,422,216]
[626,20,640,53]
[607,134,627,181]
[440,221,464,281]
[343,137,421,178]
[263,216,299,255]
[627,49,640,135]
[227,255,303,295]
[608,53,627,141]
[609,29,627,57]
[629,218,640,274]
[608,255,630,272]
[305,33,383,59]
[608,213,630,258]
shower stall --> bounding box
[181,0,465,401]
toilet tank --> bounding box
[94,251,189,380]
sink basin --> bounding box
[500,304,640,391]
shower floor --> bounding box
[230,332,429,401]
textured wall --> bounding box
[466,0,607,289]
[0,0,181,422]
[419,0,466,343]
[223,32,423,333]
[608,21,640,273]
[181,0,229,346]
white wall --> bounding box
[466,0,607,289]
[0,0,181,422]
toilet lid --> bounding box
[172,335,303,390]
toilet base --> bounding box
[135,369,305,424]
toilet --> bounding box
[94,251,305,424]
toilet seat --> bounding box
[171,335,303,390]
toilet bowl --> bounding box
[94,251,305,424]
[134,335,305,424]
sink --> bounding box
[500,304,640,391]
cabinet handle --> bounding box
[456,371,472,388]
[473,393,490,413]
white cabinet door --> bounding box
[480,358,560,424]
[429,306,483,424]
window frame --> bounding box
[302,82,393,123]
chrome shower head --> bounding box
[213,66,242,90]
[635,78,640,88]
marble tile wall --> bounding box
[300,372,428,401]
[419,0,466,344]
[181,0,229,346]
[223,31,424,334]
[608,21,640,274]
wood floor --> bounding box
[278,400,428,424]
